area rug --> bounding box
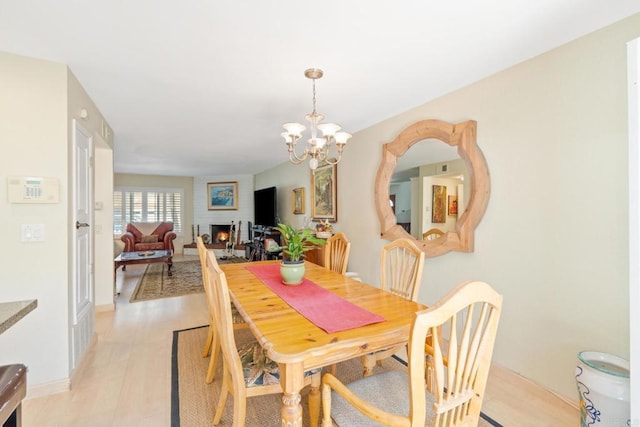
[171,326,502,427]
[130,257,246,303]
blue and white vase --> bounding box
[575,351,629,427]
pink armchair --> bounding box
[120,221,177,253]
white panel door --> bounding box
[72,120,94,371]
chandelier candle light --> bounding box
[282,68,351,170]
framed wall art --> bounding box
[432,185,446,223]
[311,163,337,221]
[448,195,458,216]
[292,187,305,214]
[207,181,238,210]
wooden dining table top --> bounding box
[220,260,427,371]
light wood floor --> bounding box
[22,255,579,426]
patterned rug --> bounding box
[171,326,502,426]
[130,257,246,303]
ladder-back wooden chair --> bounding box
[321,280,503,427]
[205,250,321,426]
[422,228,445,241]
[197,236,246,384]
[361,237,425,376]
[323,232,351,275]
[197,236,218,383]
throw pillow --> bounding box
[141,234,159,243]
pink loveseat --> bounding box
[120,221,177,252]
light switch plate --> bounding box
[21,224,45,242]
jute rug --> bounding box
[130,257,246,303]
[171,326,502,427]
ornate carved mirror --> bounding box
[374,119,490,258]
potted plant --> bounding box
[274,223,326,285]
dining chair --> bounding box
[196,236,246,384]
[361,237,425,376]
[323,232,351,275]
[321,280,503,427]
[205,250,321,426]
[422,228,445,241]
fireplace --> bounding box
[210,224,232,244]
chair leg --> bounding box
[321,382,333,427]
[233,388,247,427]
[213,372,230,425]
[308,373,321,427]
[202,323,214,357]
[205,336,220,384]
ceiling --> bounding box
[1,1,639,177]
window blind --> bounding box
[113,188,183,236]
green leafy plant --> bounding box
[274,223,326,263]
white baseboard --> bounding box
[96,303,115,312]
[25,378,70,399]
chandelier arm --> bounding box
[322,153,342,165]
[288,144,309,163]
[318,142,345,165]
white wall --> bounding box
[0,52,70,389]
[627,36,639,426]
[193,175,254,242]
[0,52,113,391]
[256,14,640,401]
[94,145,114,309]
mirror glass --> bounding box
[375,119,490,258]
[390,139,468,239]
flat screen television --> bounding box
[254,186,277,228]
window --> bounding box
[113,187,183,236]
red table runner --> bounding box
[245,264,385,333]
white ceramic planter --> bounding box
[575,351,630,427]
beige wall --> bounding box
[0,52,113,390]
[256,13,640,400]
[114,173,194,252]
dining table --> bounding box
[219,260,426,427]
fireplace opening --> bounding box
[210,224,232,244]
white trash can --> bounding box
[575,351,630,427]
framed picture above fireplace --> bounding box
[207,181,238,210]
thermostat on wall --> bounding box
[7,176,60,203]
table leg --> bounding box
[281,392,303,427]
[280,363,306,427]
[113,263,121,296]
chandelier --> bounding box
[281,68,351,170]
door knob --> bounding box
[75,221,90,229]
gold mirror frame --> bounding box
[374,119,490,258]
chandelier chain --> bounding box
[312,78,317,115]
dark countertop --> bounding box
[0,300,37,335]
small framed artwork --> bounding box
[311,163,337,221]
[448,195,458,216]
[432,185,446,223]
[207,181,238,210]
[292,187,305,214]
